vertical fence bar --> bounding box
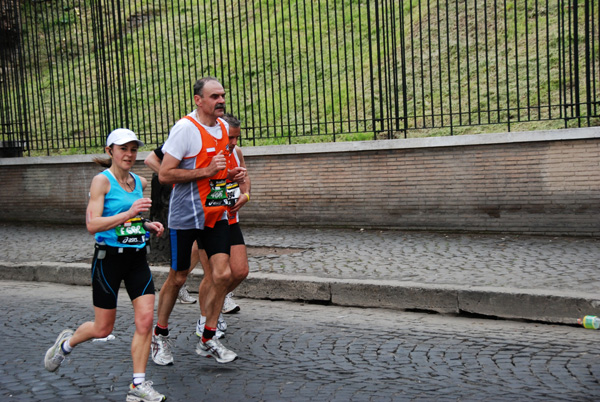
[296,0,306,141]
[341,0,351,134]
[325,0,333,140]
[474,0,481,125]
[313,1,320,134]
[567,0,574,122]
[243,0,253,139]
[19,3,30,155]
[380,0,388,136]
[503,0,511,130]
[399,0,408,135]
[153,0,163,143]
[417,0,425,128]
[590,0,600,117]
[545,0,552,120]
[17,1,29,154]
[51,1,63,149]
[258,0,268,139]
[92,0,107,141]
[592,0,598,118]
[426,0,433,128]
[558,0,565,122]
[284,0,294,144]
[41,1,53,151]
[254,0,264,137]
[534,0,540,121]
[367,0,377,139]
[513,0,521,122]
[23,4,36,154]
[435,0,443,128]
[445,0,453,133]
[389,0,400,136]
[525,0,531,121]
[572,0,581,126]
[332,0,340,140]
[269,1,280,140]
[176,0,184,120]
[130,0,138,140]
[273,1,285,141]
[407,0,415,125]
[455,1,463,126]
[584,0,591,125]
[41,1,55,152]
[374,0,385,136]
[61,3,72,149]
[464,0,473,125]
[484,0,491,124]
[31,2,44,152]
[231,0,240,136]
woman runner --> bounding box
[43,128,166,402]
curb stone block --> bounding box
[331,282,459,313]
[237,276,331,302]
[458,289,600,324]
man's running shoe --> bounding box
[44,329,73,372]
[222,292,240,314]
[195,315,226,339]
[151,334,174,366]
[126,381,166,402]
[177,285,196,304]
[195,338,237,363]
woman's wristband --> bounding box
[244,193,250,201]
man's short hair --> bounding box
[193,76,220,97]
[221,113,240,128]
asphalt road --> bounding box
[1,280,598,401]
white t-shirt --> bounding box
[162,110,229,161]
[162,110,230,230]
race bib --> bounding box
[226,182,241,206]
[206,179,228,207]
[115,217,147,244]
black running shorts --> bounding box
[229,222,245,246]
[170,219,230,271]
[91,246,155,309]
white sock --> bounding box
[61,338,73,353]
[133,373,145,386]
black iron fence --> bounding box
[1,0,598,156]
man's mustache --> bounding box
[215,104,225,110]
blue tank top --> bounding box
[95,170,146,249]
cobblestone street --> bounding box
[1,281,598,401]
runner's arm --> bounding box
[158,151,226,185]
[144,152,162,174]
[230,148,251,214]
[236,147,250,195]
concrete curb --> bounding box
[1,261,598,325]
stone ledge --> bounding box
[2,127,598,165]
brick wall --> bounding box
[0,155,154,225]
[1,128,598,236]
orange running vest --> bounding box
[182,116,229,228]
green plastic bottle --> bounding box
[577,315,600,329]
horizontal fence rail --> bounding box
[0,0,598,156]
